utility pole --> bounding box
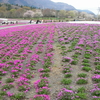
[97,7,100,21]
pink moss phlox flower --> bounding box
[34,94,50,100]
[92,75,100,79]
[7,91,14,97]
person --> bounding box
[16,21,18,24]
[29,19,32,24]
[36,20,39,24]
[41,20,43,23]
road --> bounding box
[0,23,36,30]
[0,21,100,30]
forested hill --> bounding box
[0,0,76,10]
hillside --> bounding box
[0,0,95,15]
[0,0,76,10]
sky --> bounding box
[51,0,100,15]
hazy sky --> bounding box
[51,0,100,14]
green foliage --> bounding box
[92,90,100,96]
[18,86,26,91]
[43,62,51,68]
[94,71,100,74]
[77,87,86,93]
[61,79,72,85]
[61,51,67,56]
[82,59,89,63]
[64,73,72,78]
[63,67,71,73]
[6,78,14,83]
[0,76,2,80]
[38,79,48,88]
[76,79,88,84]
[71,60,78,65]
[2,84,14,90]
[26,74,32,79]
[61,46,66,50]
[0,91,6,96]
[94,61,100,65]
[41,73,49,77]
[97,83,100,88]
[37,88,50,95]
[82,66,92,72]
[75,93,87,99]
[72,54,79,58]
[30,61,36,66]
[18,48,24,53]
[95,65,100,70]
[40,68,50,73]
[78,73,87,78]
[11,92,25,100]
[29,67,36,70]
[93,78,100,83]
[84,53,91,59]
[67,49,72,52]
[82,63,90,67]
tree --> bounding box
[42,9,52,17]
[34,9,43,18]
[67,10,76,18]
[15,8,25,18]
[80,12,88,18]
[23,10,35,18]
[58,10,67,18]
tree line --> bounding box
[0,3,96,20]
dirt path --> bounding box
[48,31,64,100]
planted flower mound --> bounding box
[0,22,100,100]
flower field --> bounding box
[0,22,100,100]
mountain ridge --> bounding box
[0,0,95,15]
